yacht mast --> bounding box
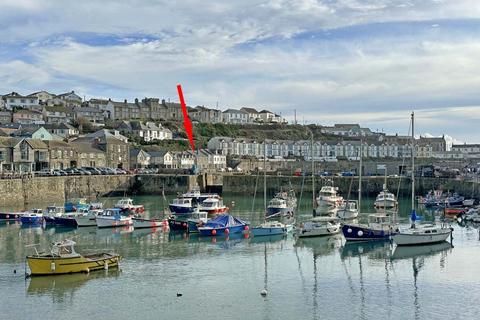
[411,111,415,212]
[358,139,362,213]
[264,141,267,214]
[311,132,315,214]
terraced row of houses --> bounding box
[207,135,448,159]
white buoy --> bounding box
[260,289,267,296]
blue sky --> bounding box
[1,0,480,143]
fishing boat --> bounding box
[169,197,194,214]
[114,198,145,214]
[419,190,444,207]
[197,214,249,236]
[315,180,343,213]
[20,209,44,225]
[251,221,290,237]
[168,208,209,232]
[75,209,102,227]
[445,193,465,206]
[266,189,297,218]
[444,206,467,218]
[374,186,398,209]
[96,208,133,228]
[26,239,121,276]
[132,217,165,229]
[337,200,359,219]
[44,206,65,224]
[391,112,453,246]
[181,186,219,203]
[295,216,341,238]
[463,199,475,207]
[197,197,228,215]
[55,209,89,227]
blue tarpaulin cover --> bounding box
[205,215,246,228]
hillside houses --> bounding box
[117,121,172,142]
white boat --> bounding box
[315,180,343,213]
[75,209,102,227]
[251,221,290,237]
[392,224,452,246]
[391,112,453,246]
[132,217,164,229]
[296,217,341,238]
[374,186,398,209]
[114,198,144,214]
[337,200,359,219]
[96,209,132,228]
[391,241,452,259]
[197,197,228,215]
[463,199,475,207]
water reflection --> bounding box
[27,269,121,302]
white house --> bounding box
[2,92,40,111]
[222,109,248,124]
[148,151,173,168]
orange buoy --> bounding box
[212,229,217,235]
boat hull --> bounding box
[374,200,398,208]
[198,225,246,236]
[168,205,194,214]
[297,226,340,238]
[96,217,132,228]
[75,217,97,227]
[54,217,78,227]
[21,216,44,225]
[168,218,189,231]
[0,212,24,220]
[133,218,163,229]
[251,226,287,237]
[342,224,393,242]
[266,206,294,217]
[337,209,358,220]
[27,253,120,276]
[392,230,451,246]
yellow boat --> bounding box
[27,239,121,276]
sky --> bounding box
[1,0,480,143]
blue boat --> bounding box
[54,215,78,227]
[342,214,396,242]
[168,198,194,215]
[64,198,89,213]
[251,221,290,237]
[20,209,44,225]
[198,214,248,236]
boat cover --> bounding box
[204,214,246,228]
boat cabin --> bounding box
[269,198,286,207]
[319,186,338,196]
[201,198,223,208]
[101,208,122,217]
[50,240,81,258]
[46,206,63,215]
[171,198,193,206]
[116,198,134,206]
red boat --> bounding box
[444,206,467,217]
[197,197,229,215]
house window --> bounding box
[20,142,29,160]
[0,151,4,161]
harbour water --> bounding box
[1,195,479,320]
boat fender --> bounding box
[104,262,108,270]
[358,230,364,237]
[347,228,352,233]
[50,262,56,271]
[244,226,249,231]
[260,289,267,296]
[212,229,217,236]
[225,228,230,235]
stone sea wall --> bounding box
[0,174,478,209]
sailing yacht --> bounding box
[392,112,453,246]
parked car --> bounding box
[36,169,52,177]
[82,167,101,175]
[341,171,355,176]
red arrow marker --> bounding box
[177,84,195,151]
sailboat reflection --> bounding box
[391,241,452,319]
